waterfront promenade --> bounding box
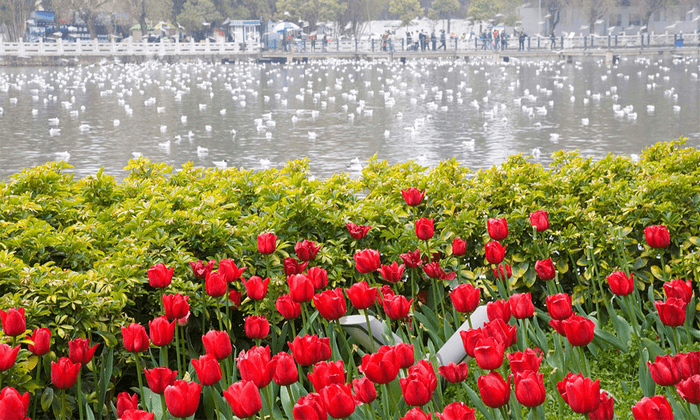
[0,32,698,65]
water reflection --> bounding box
[0,55,698,181]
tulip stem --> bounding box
[61,388,67,420]
[176,325,184,379]
[499,405,509,420]
[77,370,84,420]
[336,319,358,381]
[534,405,545,420]
[134,353,146,408]
[300,303,310,335]
[210,385,221,419]
[160,345,169,369]
[672,326,681,353]
[161,394,168,420]
[32,356,41,419]
[216,299,224,332]
[384,383,400,418]
[202,279,207,334]
[363,310,376,352]
[265,385,275,418]
[286,385,296,409]
[225,283,231,330]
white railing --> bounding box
[0,32,697,57]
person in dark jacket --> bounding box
[430,31,437,50]
[438,30,446,50]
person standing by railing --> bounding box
[438,30,446,50]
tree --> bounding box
[177,0,222,34]
[389,0,424,27]
[637,0,668,29]
[428,0,459,32]
[275,0,345,31]
[338,0,391,37]
[0,0,35,41]
[569,0,616,31]
[55,0,111,38]
[468,0,519,26]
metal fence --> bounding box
[1,32,698,57]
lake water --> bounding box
[0,56,699,181]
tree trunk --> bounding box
[139,0,148,40]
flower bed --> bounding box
[0,139,699,419]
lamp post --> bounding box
[539,0,541,36]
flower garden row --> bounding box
[0,140,699,419]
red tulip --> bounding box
[645,225,670,249]
[116,392,139,418]
[347,222,371,239]
[149,316,176,347]
[562,315,595,347]
[0,308,27,337]
[120,409,155,420]
[549,319,567,336]
[415,218,434,241]
[556,372,600,414]
[380,261,405,283]
[189,260,215,279]
[270,352,298,386]
[383,294,413,320]
[201,330,232,361]
[402,407,431,420]
[164,380,201,419]
[320,383,356,418]
[68,337,100,365]
[293,392,327,420]
[192,354,222,386]
[205,271,227,297]
[257,232,277,254]
[244,315,270,340]
[656,298,687,327]
[673,351,700,380]
[313,288,347,321]
[237,346,273,388]
[487,218,508,240]
[631,395,673,420]
[481,318,518,349]
[484,241,505,265]
[486,299,511,323]
[648,355,682,386]
[535,258,556,281]
[228,290,241,307]
[400,372,434,407]
[450,284,480,314]
[0,344,19,372]
[0,308,25,337]
[242,276,270,300]
[346,281,377,310]
[492,263,512,280]
[223,380,262,419]
[529,210,549,232]
[283,257,309,277]
[122,323,150,353]
[506,348,543,376]
[288,274,315,303]
[607,271,634,296]
[307,360,345,392]
[308,267,329,291]
[514,371,545,407]
[295,240,321,261]
[177,312,190,327]
[147,263,173,288]
[664,279,693,303]
[478,371,510,408]
[402,188,425,206]
[460,328,481,358]
[288,335,331,366]
[162,294,189,321]
[509,293,534,319]
[438,362,469,383]
[144,367,177,394]
[394,343,415,369]
[28,328,51,356]
[354,249,381,273]
[276,294,302,320]
[452,238,467,256]
[360,345,400,384]
[51,357,81,389]
[436,402,475,420]
[588,391,614,420]
[218,258,246,282]
[676,374,700,404]
[0,387,30,420]
[352,377,377,404]
[423,262,456,281]
[474,336,505,370]
[400,249,423,268]
[546,293,573,320]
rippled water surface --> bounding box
[1,55,699,181]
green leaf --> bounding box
[94,331,118,348]
[41,387,54,412]
[639,348,655,397]
[461,382,490,419]
[650,265,664,280]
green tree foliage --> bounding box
[339,0,391,37]
[389,0,424,27]
[0,0,35,42]
[275,0,345,30]
[429,0,459,20]
[468,0,520,24]
[177,0,222,33]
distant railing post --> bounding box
[527,37,531,49]
[474,38,477,50]
[560,35,563,49]
[591,35,594,48]
[584,36,587,49]
[640,33,644,47]
[371,39,374,51]
[537,37,540,49]
[615,35,618,47]
[608,35,611,48]
[454,38,457,51]
[355,38,358,52]
[336,38,339,51]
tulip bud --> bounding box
[487,218,508,240]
